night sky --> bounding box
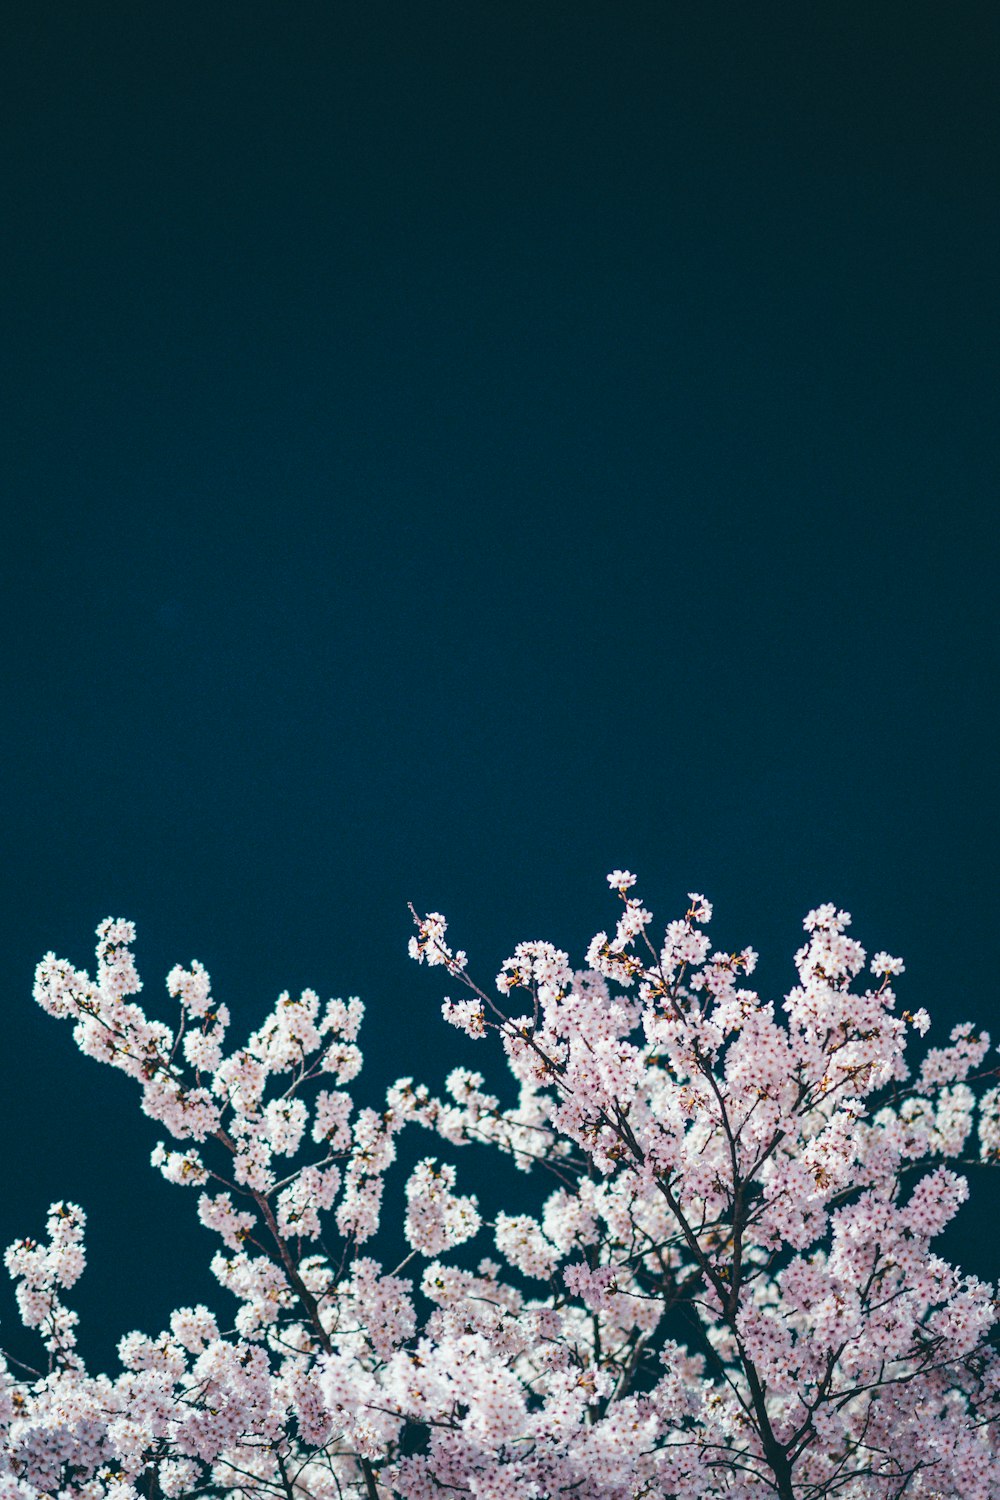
[2,3,998,1374]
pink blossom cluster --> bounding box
[3,877,999,1499]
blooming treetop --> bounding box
[3,877,1000,1499]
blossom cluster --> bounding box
[2,876,999,1499]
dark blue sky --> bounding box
[2,2,998,1371]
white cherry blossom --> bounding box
[5,879,999,1499]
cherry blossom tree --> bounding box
[3,876,999,1499]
